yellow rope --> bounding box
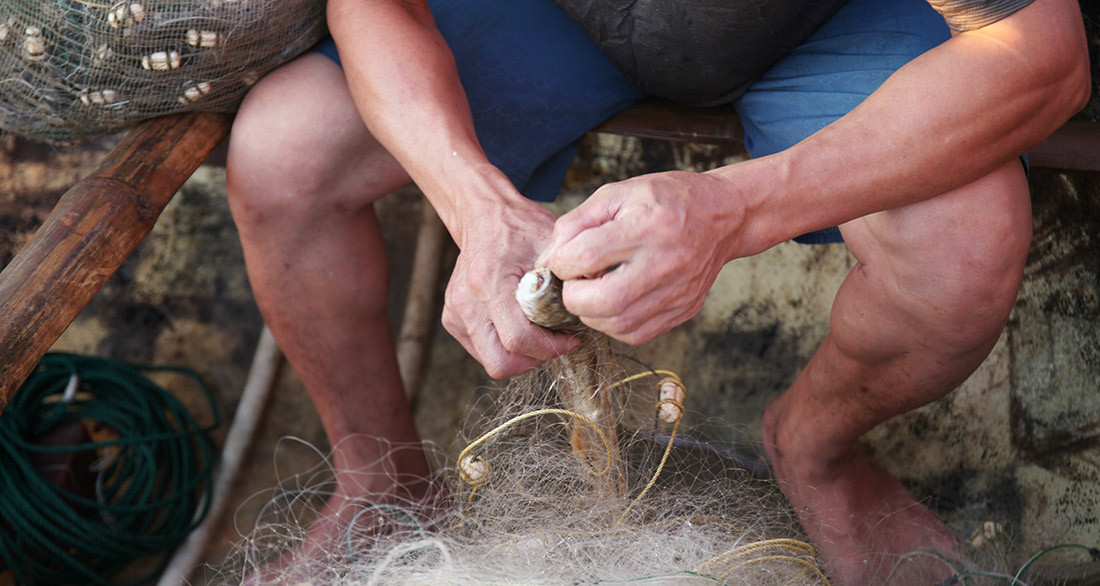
[694,538,818,572]
[693,539,829,584]
[612,371,686,526]
[616,399,684,526]
[458,408,615,485]
[727,555,832,584]
[728,538,816,559]
[605,369,683,392]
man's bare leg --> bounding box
[762,160,1032,584]
[226,53,437,564]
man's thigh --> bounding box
[734,0,951,244]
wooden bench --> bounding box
[596,99,1100,172]
[1,102,1098,408]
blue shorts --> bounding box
[316,0,952,244]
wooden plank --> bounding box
[595,99,746,149]
[1029,119,1100,173]
[596,99,1099,172]
[0,112,233,411]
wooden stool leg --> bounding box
[0,112,233,411]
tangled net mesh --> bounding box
[0,0,327,143]
[210,333,834,585]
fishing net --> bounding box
[211,333,837,585]
[0,0,327,143]
[207,331,1052,584]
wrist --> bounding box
[427,159,535,248]
[705,156,788,258]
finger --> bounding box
[566,262,704,342]
[490,296,579,358]
[467,316,544,379]
[537,189,623,267]
[454,294,572,378]
[545,221,642,282]
[446,302,534,379]
[560,258,656,319]
[582,303,687,345]
[441,308,482,362]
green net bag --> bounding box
[0,0,327,143]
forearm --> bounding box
[327,0,520,244]
[718,0,1090,256]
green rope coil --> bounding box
[0,352,220,585]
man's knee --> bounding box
[857,162,1032,353]
[226,55,403,228]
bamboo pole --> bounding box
[0,112,233,411]
[396,197,446,401]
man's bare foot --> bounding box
[762,397,960,585]
[242,441,447,584]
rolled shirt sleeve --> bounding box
[925,0,1035,31]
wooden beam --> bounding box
[595,99,746,148]
[0,112,233,411]
[1029,119,1100,173]
[596,99,1100,172]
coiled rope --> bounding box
[0,352,220,585]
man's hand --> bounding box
[328,0,581,378]
[539,170,747,345]
[443,196,579,379]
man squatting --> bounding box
[225,0,1090,583]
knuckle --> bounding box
[649,212,685,242]
[591,182,617,199]
[571,247,602,273]
[497,330,523,354]
[442,319,462,341]
[603,314,632,337]
[623,321,660,346]
[649,203,677,226]
[603,290,631,316]
[602,311,624,329]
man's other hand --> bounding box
[540,171,746,345]
[442,197,579,378]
